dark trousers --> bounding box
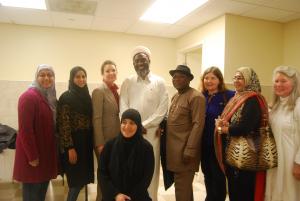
[95,150,102,201]
[226,166,255,201]
[66,185,84,201]
[22,181,49,201]
[201,150,226,201]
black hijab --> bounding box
[109,109,145,192]
[67,66,92,116]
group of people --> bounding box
[202,66,300,201]
[12,45,300,201]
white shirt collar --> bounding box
[137,72,151,82]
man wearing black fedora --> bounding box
[166,65,205,201]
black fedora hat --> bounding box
[169,65,194,80]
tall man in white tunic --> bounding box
[120,46,168,201]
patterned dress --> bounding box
[57,87,94,187]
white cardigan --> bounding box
[265,97,300,201]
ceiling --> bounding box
[0,0,299,38]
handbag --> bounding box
[225,94,278,171]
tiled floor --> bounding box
[0,170,211,201]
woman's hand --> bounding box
[215,117,223,128]
[115,193,131,201]
[215,117,229,134]
[293,162,300,180]
[29,158,39,167]
[68,148,77,164]
[97,145,104,155]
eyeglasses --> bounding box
[232,76,244,81]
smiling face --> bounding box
[233,72,246,92]
[37,69,54,89]
[102,64,117,84]
[203,72,220,94]
[121,118,137,138]
[273,72,293,98]
[73,70,87,88]
[133,53,150,79]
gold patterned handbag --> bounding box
[225,94,278,171]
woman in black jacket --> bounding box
[99,109,154,201]
[57,66,94,201]
[215,67,266,201]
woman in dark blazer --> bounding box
[92,60,120,201]
[99,109,154,201]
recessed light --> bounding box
[0,0,46,10]
[140,0,209,24]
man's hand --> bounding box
[155,127,163,136]
[293,162,300,180]
[142,126,147,135]
[183,154,193,163]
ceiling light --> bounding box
[140,0,209,24]
[0,0,46,10]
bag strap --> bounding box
[254,94,269,127]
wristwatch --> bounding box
[217,126,222,134]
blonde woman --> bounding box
[265,66,300,201]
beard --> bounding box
[135,67,150,78]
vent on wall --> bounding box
[48,0,98,15]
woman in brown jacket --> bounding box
[92,60,120,201]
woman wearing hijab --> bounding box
[57,66,94,201]
[215,67,266,201]
[265,66,300,201]
[99,109,155,201]
[200,66,235,201]
[13,64,58,201]
[92,60,120,201]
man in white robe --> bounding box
[120,46,168,201]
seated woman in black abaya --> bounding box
[99,109,154,201]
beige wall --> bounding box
[224,14,283,86]
[183,49,202,89]
[175,15,225,84]
[1,16,300,126]
[2,14,300,181]
[0,23,176,85]
[283,19,300,70]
